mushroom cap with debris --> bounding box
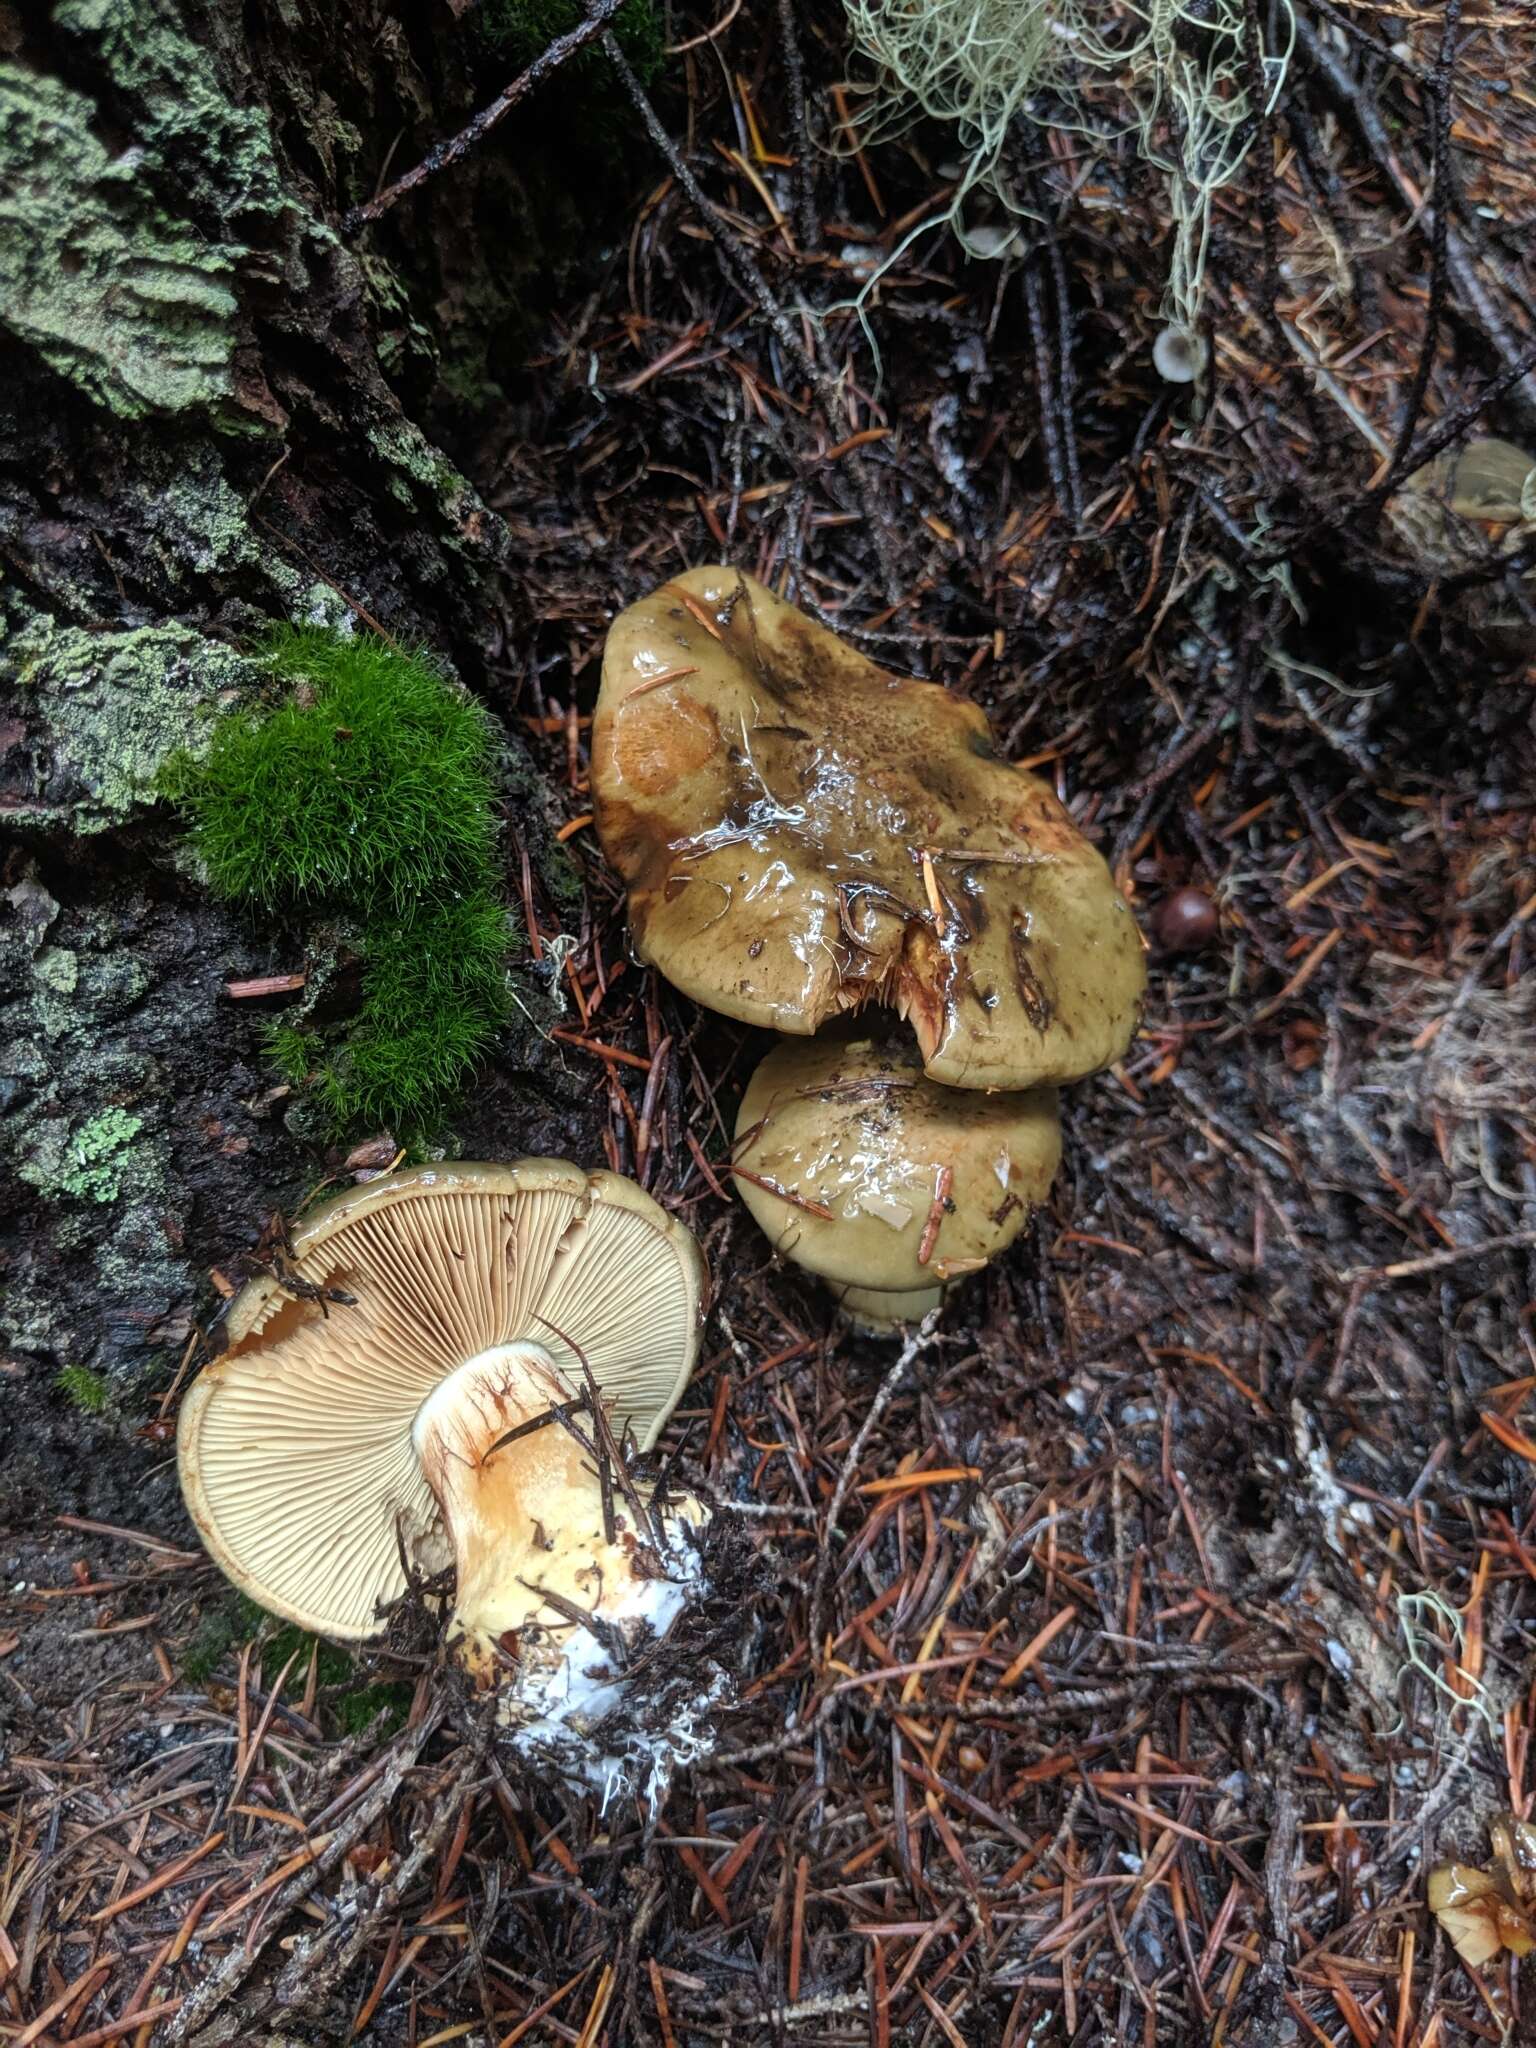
[593,568,1145,1093]
[733,1026,1061,1328]
[1428,1812,1536,1969]
[178,1161,713,1774]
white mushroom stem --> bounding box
[411,1344,700,1703]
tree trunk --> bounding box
[0,0,583,1521]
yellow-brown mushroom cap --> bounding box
[177,1161,706,1642]
[733,1029,1061,1320]
[594,567,1145,1091]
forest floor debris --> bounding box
[4,0,1536,2040]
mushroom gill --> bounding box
[178,1161,720,1785]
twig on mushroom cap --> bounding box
[624,664,700,698]
[725,1163,837,1220]
[916,1165,955,1268]
[592,570,1144,1092]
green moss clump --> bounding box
[170,628,509,1135]
[333,1681,411,1738]
[181,1609,238,1684]
[56,1362,110,1413]
[189,629,498,911]
[314,891,512,1131]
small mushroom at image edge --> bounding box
[177,1160,729,1801]
[593,567,1145,1093]
[732,1028,1061,1330]
[1428,1811,1536,1970]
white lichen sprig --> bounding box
[1396,1589,1502,1740]
[839,0,1295,364]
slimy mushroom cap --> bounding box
[733,1028,1061,1328]
[592,567,1144,1092]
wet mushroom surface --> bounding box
[593,567,1147,1092]
[732,1024,1062,1328]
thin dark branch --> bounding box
[1043,225,1084,526]
[1386,338,1536,493]
[1370,0,1463,507]
[776,0,820,253]
[1022,254,1071,522]
[342,0,627,232]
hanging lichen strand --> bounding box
[840,0,1293,349]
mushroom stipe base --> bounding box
[177,1159,722,1796]
[412,1342,704,1719]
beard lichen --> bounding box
[166,628,511,1137]
[840,0,1293,348]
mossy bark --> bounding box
[0,0,591,1439]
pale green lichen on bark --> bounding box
[54,0,289,225]
[7,612,253,833]
[369,416,483,521]
[26,1108,147,1204]
[0,0,299,420]
[0,65,239,418]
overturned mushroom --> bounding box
[178,1161,722,1790]
[733,1027,1061,1329]
[594,568,1144,1093]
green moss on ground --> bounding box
[55,1363,111,1414]
[181,1596,410,1735]
[168,628,511,1136]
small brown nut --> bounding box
[1152,888,1218,954]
